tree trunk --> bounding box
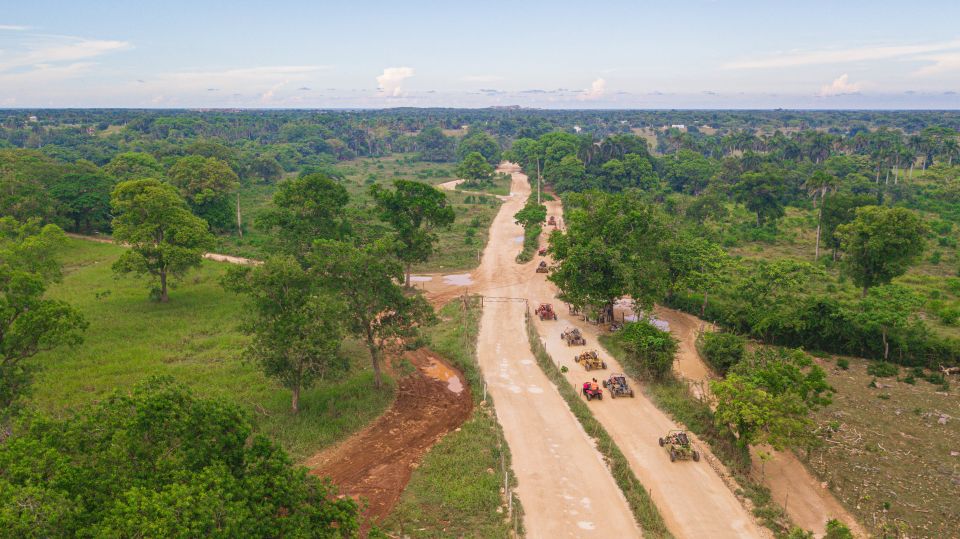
[367,331,383,388]
[159,269,169,303]
[882,330,889,361]
[236,191,243,238]
[701,290,709,317]
[291,384,300,413]
[405,262,412,289]
[862,285,868,299]
[909,162,914,180]
[814,191,824,260]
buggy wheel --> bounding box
[585,364,591,371]
[602,380,608,388]
[611,391,616,399]
[658,437,664,447]
[669,449,676,462]
[630,390,635,398]
[601,362,607,369]
[693,451,700,462]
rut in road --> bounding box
[471,164,642,537]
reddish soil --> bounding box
[304,348,472,528]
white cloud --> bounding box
[0,24,30,31]
[0,38,130,72]
[724,39,960,70]
[913,51,960,76]
[817,74,862,97]
[577,78,606,101]
[376,66,414,97]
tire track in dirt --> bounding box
[304,349,472,527]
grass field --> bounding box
[212,154,499,273]
[384,298,521,538]
[806,354,960,537]
[29,238,394,462]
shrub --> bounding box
[617,319,679,379]
[699,331,746,375]
[824,519,854,539]
[867,361,899,377]
[836,358,849,370]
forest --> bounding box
[1,107,958,537]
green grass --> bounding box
[384,298,521,538]
[457,172,512,197]
[29,238,394,462]
[526,312,672,538]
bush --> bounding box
[616,319,679,379]
[836,358,850,370]
[699,331,746,375]
[824,519,854,539]
[867,361,899,378]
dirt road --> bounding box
[472,165,642,536]
[654,307,866,538]
[522,210,764,538]
[305,349,472,526]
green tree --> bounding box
[617,319,678,379]
[513,198,547,229]
[102,151,164,181]
[804,170,840,260]
[416,126,455,162]
[370,180,455,287]
[712,348,831,453]
[110,179,214,302]
[455,151,494,184]
[311,240,435,388]
[256,172,350,260]
[856,284,922,360]
[666,234,733,316]
[835,206,928,297]
[167,155,240,231]
[550,154,586,192]
[0,218,86,416]
[549,190,669,321]
[248,155,284,183]
[0,377,359,537]
[820,192,875,261]
[734,171,786,226]
[223,256,348,413]
[661,149,718,194]
[457,130,502,165]
[49,161,114,233]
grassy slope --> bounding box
[30,238,393,462]
[384,298,521,538]
[214,154,500,273]
[807,355,960,537]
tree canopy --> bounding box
[0,377,359,537]
[836,206,928,296]
[110,179,215,302]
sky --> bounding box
[2,0,960,109]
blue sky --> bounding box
[2,0,960,108]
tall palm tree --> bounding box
[805,170,840,260]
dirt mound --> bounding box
[305,349,472,527]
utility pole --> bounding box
[536,157,542,205]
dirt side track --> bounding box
[304,349,472,525]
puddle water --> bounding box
[443,273,474,286]
[423,358,464,394]
[513,235,524,244]
[409,275,433,282]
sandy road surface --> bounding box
[522,203,764,538]
[471,164,642,537]
[653,307,866,538]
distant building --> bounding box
[28,115,38,123]
[670,124,686,130]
